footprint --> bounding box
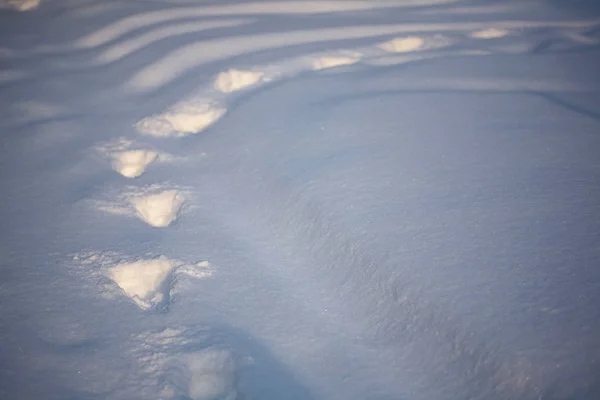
[377,36,426,52]
[96,138,170,178]
[214,69,264,93]
[312,56,359,70]
[187,350,238,400]
[71,252,212,311]
[109,256,179,311]
[136,99,226,137]
[112,149,158,178]
[377,34,452,53]
[130,327,240,399]
[91,184,190,227]
[132,189,184,227]
[470,28,511,39]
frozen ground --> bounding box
[1,0,600,399]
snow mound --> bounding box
[137,100,226,137]
[109,256,178,311]
[0,0,39,11]
[470,28,511,39]
[188,350,237,400]
[312,56,359,70]
[132,189,184,227]
[214,69,264,93]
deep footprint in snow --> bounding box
[214,69,264,93]
[377,34,453,53]
[71,252,212,311]
[132,189,184,227]
[312,56,359,70]
[109,256,179,311]
[131,327,240,400]
[113,150,158,178]
[91,184,190,227]
[470,28,511,39]
[96,138,165,178]
[136,99,226,137]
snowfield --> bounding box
[1,0,600,399]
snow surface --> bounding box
[1,0,600,399]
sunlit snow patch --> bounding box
[214,69,264,93]
[71,252,212,311]
[113,150,158,178]
[136,99,226,137]
[96,138,168,178]
[92,184,190,227]
[377,35,452,53]
[470,28,511,39]
[109,256,178,311]
[132,189,184,227]
[377,36,425,52]
[312,56,359,70]
[0,0,40,11]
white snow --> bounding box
[109,257,178,310]
[132,189,184,227]
[91,184,189,227]
[97,138,169,178]
[111,150,158,178]
[3,0,600,399]
[136,100,226,137]
[377,36,426,53]
[312,56,360,70]
[214,69,264,93]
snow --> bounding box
[214,69,264,93]
[1,0,600,399]
[137,100,227,137]
[131,189,184,227]
[469,27,511,39]
[109,257,178,310]
[312,56,360,70]
[187,350,238,400]
[0,0,39,11]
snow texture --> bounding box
[109,257,178,310]
[2,0,600,399]
[0,0,39,11]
